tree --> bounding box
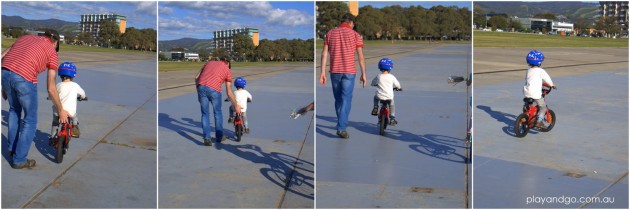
[98,20,121,48]
[233,34,254,61]
[356,5,384,40]
[473,6,487,29]
[140,28,157,51]
[77,32,95,46]
[488,16,508,30]
[595,16,621,38]
[212,48,230,60]
[1,24,7,37]
[509,19,524,32]
[8,28,25,38]
[120,27,142,50]
[170,47,185,51]
[316,2,348,39]
[533,12,556,20]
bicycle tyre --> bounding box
[514,114,529,138]
[56,135,65,163]
[379,116,387,136]
[539,109,556,132]
[236,124,243,142]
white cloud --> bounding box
[133,2,156,16]
[159,6,173,15]
[159,19,196,30]
[164,1,312,27]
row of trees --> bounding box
[220,35,314,62]
[74,20,157,51]
[2,21,156,52]
[317,2,471,41]
[474,9,624,37]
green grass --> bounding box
[474,31,628,48]
[158,61,311,72]
[2,37,154,55]
[315,39,470,49]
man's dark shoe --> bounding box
[371,106,378,116]
[336,130,349,139]
[389,118,398,125]
[12,159,36,169]
[204,139,212,146]
[216,136,226,143]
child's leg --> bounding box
[373,95,379,107]
[389,99,395,118]
[534,99,547,120]
[242,112,248,129]
[50,113,59,138]
[229,105,235,117]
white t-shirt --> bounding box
[55,81,86,116]
[234,89,252,112]
[523,67,553,100]
[371,73,401,100]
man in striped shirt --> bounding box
[319,13,366,139]
[195,57,241,146]
[2,30,68,169]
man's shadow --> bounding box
[216,142,314,199]
[317,115,469,164]
[158,113,205,145]
[476,105,539,137]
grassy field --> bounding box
[474,31,629,48]
[159,61,312,72]
[315,39,470,49]
[2,37,155,55]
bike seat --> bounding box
[523,98,534,104]
[379,99,392,105]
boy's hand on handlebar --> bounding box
[394,88,403,91]
[552,86,557,90]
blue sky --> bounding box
[2,1,157,29]
[159,1,314,41]
[363,1,471,9]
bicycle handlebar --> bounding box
[394,88,403,91]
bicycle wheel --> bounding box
[236,124,243,142]
[379,116,387,136]
[514,114,529,138]
[539,109,556,132]
[56,135,65,163]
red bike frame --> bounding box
[522,85,553,128]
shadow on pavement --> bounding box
[317,115,469,164]
[476,105,539,137]
[216,143,314,200]
[158,113,204,145]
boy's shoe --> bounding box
[203,138,212,146]
[72,125,80,138]
[228,117,234,123]
[245,128,250,134]
[371,106,379,116]
[389,118,398,125]
[336,130,349,139]
[216,136,226,143]
[12,159,36,169]
[535,121,546,129]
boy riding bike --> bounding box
[50,62,86,138]
[371,58,401,125]
[228,77,252,133]
[523,50,556,129]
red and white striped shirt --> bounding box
[2,35,58,83]
[324,23,364,74]
[196,60,233,92]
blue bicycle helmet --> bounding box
[234,77,246,88]
[58,62,77,78]
[526,50,545,66]
[378,58,393,71]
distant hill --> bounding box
[475,2,600,22]
[2,15,79,34]
[159,37,213,52]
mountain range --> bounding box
[2,15,79,34]
[474,2,600,22]
[158,38,214,52]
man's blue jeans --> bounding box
[197,85,223,140]
[2,69,38,165]
[330,73,355,131]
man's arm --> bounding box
[47,70,69,123]
[225,82,241,114]
[1,47,11,58]
[357,47,367,88]
[320,44,329,85]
